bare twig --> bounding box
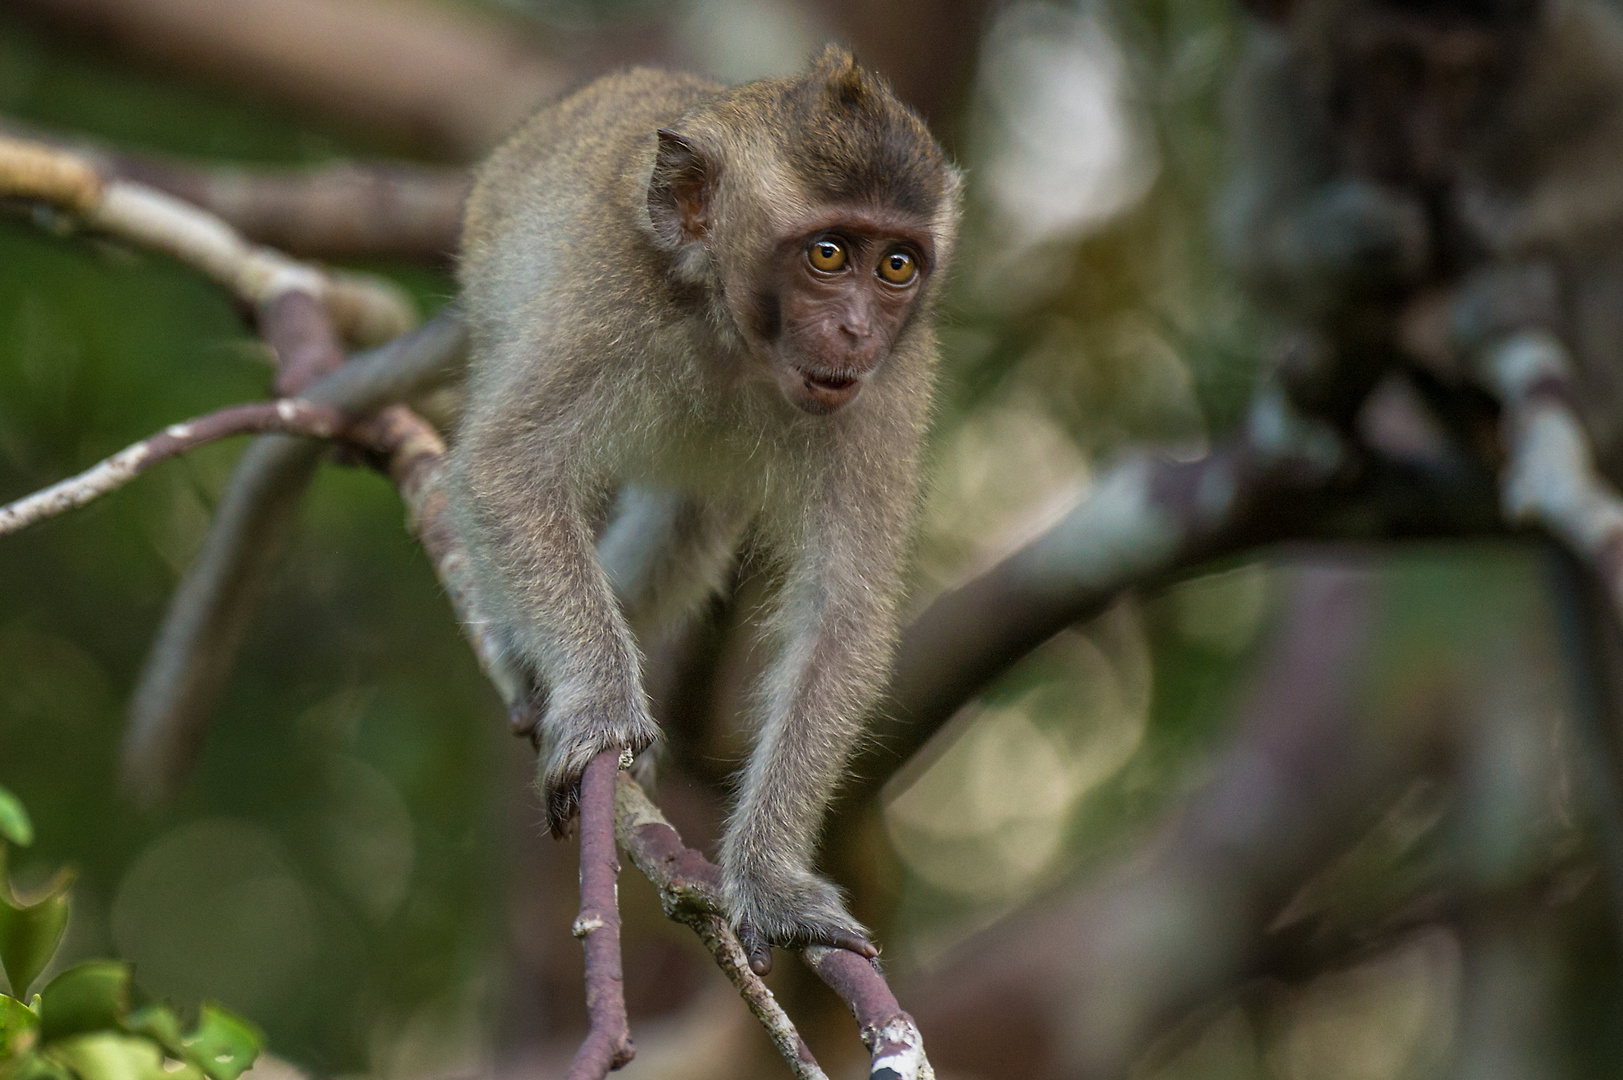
[568,749,636,1079]
[0,399,350,537]
[803,947,933,1080]
[10,0,570,158]
[613,776,828,1080]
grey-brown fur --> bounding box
[449,48,961,962]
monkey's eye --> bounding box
[808,239,848,272]
[877,250,917,286]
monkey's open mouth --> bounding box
[803,372,858,393]
[781,366,864,413]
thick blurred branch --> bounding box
[1481,331,1623,615]
[0,134,417,342]
[9,0,571,159]
[119,311,465,802]
[103,157,467,262]
[907,563,1430,1080]
[1,118,467,259]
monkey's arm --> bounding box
[459,440,661,831]
[720,482,908,972]
[1216,27,1429,313]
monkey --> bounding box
[447,45,962,973]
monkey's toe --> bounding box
[543,777,582,839]
[737,922,775,976]
[734,913,877,977]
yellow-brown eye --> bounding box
[808,238,848,272]
[877,249,917,285]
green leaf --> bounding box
[0,997,39,1057]
[0,792,32,850]
[0,1050,71,1080]
[178,1007,259,1080]
[0,875,73,1002]
[117,1010,179,1061]
[36,965,129,1045]
[42,1034,166,1080]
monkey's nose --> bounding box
[837,312,872,341]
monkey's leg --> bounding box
[720,525,900,974]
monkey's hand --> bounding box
[725,862,877,976]
[1287,179,1431,291]
[537,696,660,837]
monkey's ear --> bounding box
[648,129,714,248]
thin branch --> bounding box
[613,776,828,1080]
[568,749,636,1079]
[803,947,933,1080]
[615,775,934,1080]
[0,399,350,537]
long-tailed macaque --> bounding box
[449,46,961,972]
[1217,0,1623,472]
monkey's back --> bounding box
[457,68,725,435]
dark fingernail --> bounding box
[749,955,773,976]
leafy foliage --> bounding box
[0,786,263,1080]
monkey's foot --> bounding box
[538,707,659,837]
[727,870,877,976]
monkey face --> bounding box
[747,209,936,415]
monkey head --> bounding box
[644,45,962,415]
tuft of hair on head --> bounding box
[783,43,951,218]
[811,43,871,108]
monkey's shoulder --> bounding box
[462,68,723,290]
[473,68,722,197]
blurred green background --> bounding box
[2,0,1620,1077]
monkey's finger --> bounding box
[737,922,774,976]
[545,780,582,839]
[821,930,879,961]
